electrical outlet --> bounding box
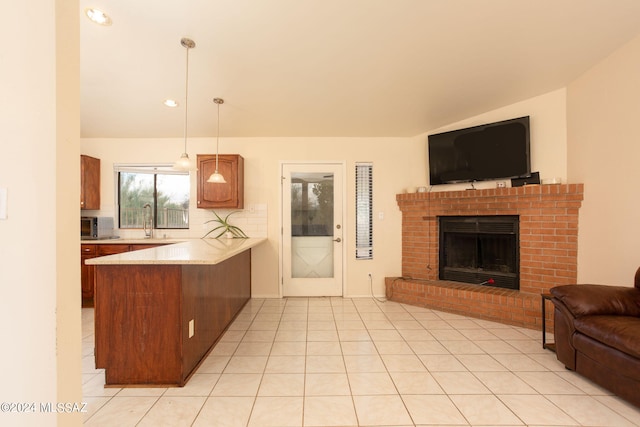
[188,319,194,338]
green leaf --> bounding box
[201,210,248,239]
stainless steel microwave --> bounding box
[81,216,115,240]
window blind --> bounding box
[355,162,373,259]
[113,163,188,176]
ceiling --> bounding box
[80,0,640,139]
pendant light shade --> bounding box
[207,98,227,183]
[174,152,191,170]
[173,37,196,171]
[207,171,226,183]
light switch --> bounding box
[0,188,7,220]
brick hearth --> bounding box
[386,184,584,331]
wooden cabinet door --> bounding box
[82,243,166,307]
[81,155,100,210]
[130,243,167,251]
[96,244,131,256]
[81,244,97,306]
[197,154,244,209]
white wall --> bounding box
[81,36,640,297]
[0,3,633,423]
[82,89,571,297]
[92,84,640,298]
[0,1,81,426]
[568,33,640,285]
[416,88,568,192]
[82,136,426,297]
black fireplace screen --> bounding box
[439,216,519,290]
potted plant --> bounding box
[202,211,248,239]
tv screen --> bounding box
[428,116,531,185]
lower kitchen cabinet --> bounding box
[81,245,97,307]
[94,249,252,386]
[97,244,131,256]
[81,243,167,307]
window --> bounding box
[115,164,190,229]
[291,173,334,237]
[355,162,373,259]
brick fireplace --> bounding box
[385,184,584,331]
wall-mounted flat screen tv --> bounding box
[428,116,531,185]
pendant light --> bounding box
[173,37,196,171]
[207,98,227,183]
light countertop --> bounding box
[85,238,266,266]
[81,238,187,244]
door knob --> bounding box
[333,237,342,242]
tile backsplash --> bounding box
[86,204,268,240]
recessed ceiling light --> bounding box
[164,99,179,108]
[85,8,112,26]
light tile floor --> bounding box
[82,298,640,426]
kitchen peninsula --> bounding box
[86,238,266,387]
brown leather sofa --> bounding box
[550,268,640,408]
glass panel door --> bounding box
[291,171,334,278]
[282,163,343,296]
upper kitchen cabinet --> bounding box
[197,154,244,209]
[81,155,100,210]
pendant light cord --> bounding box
[213,98,224,172]
[173,38,195,170]
[216,100,220,171]
[183,45,190,153]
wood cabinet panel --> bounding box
[96,244,131,256]
[80,155,100,210]
[81,245,97,307]
[95,265,183,385]
[81,243,167,307]
[130,244,167,251]
[94,250,252,387]
[181,250,251,374]
[197,154,244,209]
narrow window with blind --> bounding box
[355,162,373,259]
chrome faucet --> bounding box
[142,203,153,239]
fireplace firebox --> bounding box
[439,216,519,290]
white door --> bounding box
[282,163,344,297]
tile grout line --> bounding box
[82,298,640,426]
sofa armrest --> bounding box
[550,284,640,318]
[551,302,577,370]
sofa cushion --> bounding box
[574,315,640,359]
[551,285,640,317]
[573,334,640,385]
